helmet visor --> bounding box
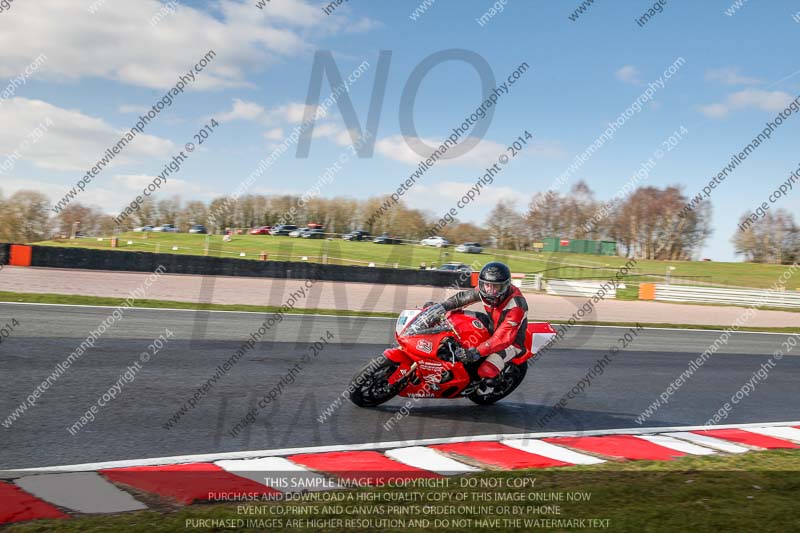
[479,279,510,299]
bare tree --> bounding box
[733,209,798,264]
[54,203,115,237]
[156,196,182,226]
[181,201,209,230]
[525,182,598,241]
[487,202,526,250]
[612,186,711,260]
[441,222,490,245]
[0,190,51,242]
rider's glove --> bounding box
[457,347,481,364]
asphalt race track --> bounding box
[1,303,797,470]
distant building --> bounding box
[540,238,618,255]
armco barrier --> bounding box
[545,279,618,298]
[15,244,471,288]
[651,284,800,309]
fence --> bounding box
[545,279,618,298]
[640,284,800,309]
[519,273,543,291]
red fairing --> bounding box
[514,322,558,364]
[384,307,551,399]
[478,363,500,379]
[446,312,492,348]
[383,347,410,364]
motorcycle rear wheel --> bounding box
[349,357,401,407]
[467,362,527,405]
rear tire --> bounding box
[349,357,401,408]
[467,362,527,406]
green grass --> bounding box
[1,291,798,332]
[6,450,799,532]
[0,291,398,318]
[33,233,800,291]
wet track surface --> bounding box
[1,303,798,469]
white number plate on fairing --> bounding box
[396,309,422,335]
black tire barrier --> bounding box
[9,244,471,288]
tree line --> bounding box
[0,183,796,264]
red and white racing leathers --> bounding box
[441,285,529,379]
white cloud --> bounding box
[375,136,503,168]
[0,97,174,172]
[375,135,564,168]
[615,65,641,85]
[215,99,324,126]
[217,99,267,122]
[334,128,362,147]
[309,122,341,139]
[345,17,382,33]
[705,67,761,86]
[264,128,285,140]
[698,89,795,118]
[0,0,376,90]
[215,98,359,147]
[697,103,730,118]
[727,89,793,111]
[1,172,221,214]
[271,102,318,124]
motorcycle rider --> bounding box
[435,262,528,394]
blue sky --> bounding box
[1,0,799,261]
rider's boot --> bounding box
[476,358,502,395]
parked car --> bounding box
[189,225,208,234]
[289,228,311,238]
[343,230,370,241]
[249,226,272,235]
[133,225,154,232]
[270,224,298,236]
[373,234,402,245]
[455,242,482,254]
[153,224,179,233]
[302,228,325,239]
[438,262,472,273]
[420,236,450,247]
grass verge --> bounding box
[0,291,398,319]
[34,233,800,290]
[6,450,799,532]
[1,291,797,333]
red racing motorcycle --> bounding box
[349,305,557,407]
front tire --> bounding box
[467,362,527,406]
[349,357,401,407]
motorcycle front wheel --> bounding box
[467,362,527,406]
[349,357,401,407]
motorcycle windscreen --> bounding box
[399,304,449,337]
[395,309,421,335]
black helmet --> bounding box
[478,262,512,306]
